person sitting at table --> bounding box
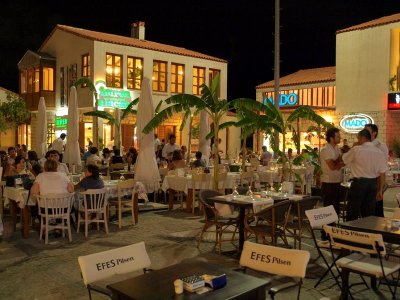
[101,148,111,164]
[111,148,124,164]
[27,150,40,170]
[31,159,74,197]
[48,150,69,174]
[168,150,186,170]
[190,151,206,168]
[4,155,34,178]
[74,164,104,191]
[86,147,102,166]
[125,151,136,171]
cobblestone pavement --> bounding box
[1,196,399,300]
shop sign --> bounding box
[55,116,68,130]
[388,92,400,110]
[95,81,132,109]
[339,114,374,134]
[263,93,298,107]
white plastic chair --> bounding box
[77,188,108,237]
[239,240,310,299]
[108,179,137,229]
[78,241,151,299]
[37,193,75,244]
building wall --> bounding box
[336,22,400,113]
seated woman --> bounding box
[74,164,104,191]
[4,155,33,177]
[101,148,111,164]
[168,150,186,170]
[31,159,74,197]
[111,148,124,164]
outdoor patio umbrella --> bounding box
[134,77,161,193]
[63,86,82,172]
[198,110,210,164]
[36,97,47,159]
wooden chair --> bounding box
[324,225,400,300]
[77,188,108,237]
[197,189,239,253]
[78,241,151,300]
[244,200,292,247]
[217,172,228,194]
[37,193,75,244]
[108,179,138,229]
[285,196,320,249]
[191,173,212,213]
[239,241,310,300]
[110,163,125,172]
[240,171,254,188]
[249,158,260,171]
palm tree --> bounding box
[143,74,256,189]
[83,98,139,151]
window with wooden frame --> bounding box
[127,56,143,90]
[152,60,167,92]
[34,67,40,92]
[209,69,220,98]
[106,53,122,88]
[20,70,27,94]
[171,63,185,93]
[192,66,205,95]
[42,67,54,91]
[81,54,90,87]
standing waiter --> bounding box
[342,129,388,221]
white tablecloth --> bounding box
[214,194,274,213]
[161,172,240,194]
[3,186,32,209]
[103,180,148,202]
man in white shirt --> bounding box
[162,134,180,162]
[320,127,344,214]
[86,147,102,166]
[364,123,389,217]
[342,129,388,221]
[154,134,161,153]
[51,133,66,162]
[260,146,272,166]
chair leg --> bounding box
[67,216,72,242]
[76,211,81,233]
[45,218,49,245]
[104,208,109,234]
[85,211,88,238]
[118,200,122,229]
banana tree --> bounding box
[83,98,139,151]
[143,74,256,189]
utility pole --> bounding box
[274,0,280,149]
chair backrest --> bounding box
[111,163,125,171]
[199,189,223,219]
[117,179,135,192]
[37,193,75,218]
[79,188,107,211]
[282,181,294,194]
[240,171,254,186]
[192,173,212,190]
[78,241,151,286]
[256,199,292,226]
[217,172,228,190]
[240,241,310,278]
[295,196,320,219]
[393,207,400,219]
[323,225,386,255]
[305,205,338,229]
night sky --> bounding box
[1,0,400,99]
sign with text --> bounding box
[339,113,374,134]
[263,93,298,107]
[388,93,400,110]
[96,80,132,109]
[55,116,68,129]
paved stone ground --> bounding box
[1,189,399,300]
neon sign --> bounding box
[55,116,68,129]
[388,93,400,110]
[339,114,374,134]
[95,80,132,109]
[263,93,298,106]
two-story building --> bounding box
[18,22,238,154]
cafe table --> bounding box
[338,215,400,244]
[3,186,32,238]
[161,173,240,212]
[107,254,268,300]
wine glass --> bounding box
[232,177,240,199]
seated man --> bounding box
[86,147,102,166]
[191,151,206,168]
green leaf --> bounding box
[84,111,117,126]
[73,77,96,94]
[121,97,139,120]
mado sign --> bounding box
[339,114,374,134]
[263,93,298,106]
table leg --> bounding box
[341,269,350,300]
[168,189,175,210]
[133,193,138,224]
[10,200,17,231]
[186,189,193,213]
[22,207,30,239]
[238,207,246,252]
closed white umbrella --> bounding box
[135,77,160,194]
[36,97,47,158]
[64,86,82,172]
[198,110,210,164]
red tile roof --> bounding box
[39,25,227,63]
[336,13,400,34]
[256,66,335,89]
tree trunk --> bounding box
[213,118,220,190]
[241,137,247,172]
